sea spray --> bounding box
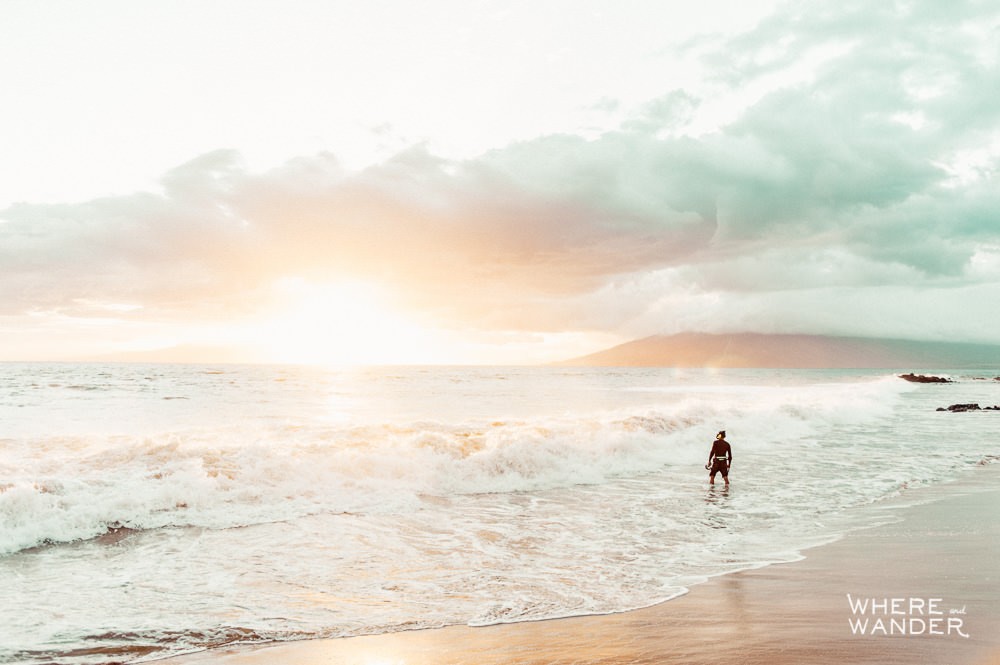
[2,375,910,555]
[2,365,995,665]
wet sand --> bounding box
[165,465,1000,665]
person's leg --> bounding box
[721,464,730,486]
[709,467,717,485]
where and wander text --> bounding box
[846,594,969,638]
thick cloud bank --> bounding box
[2,0,999,350]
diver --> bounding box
[706,430,732,486]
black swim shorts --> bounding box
[710,459,729,478]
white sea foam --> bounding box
[2,365,995,665]
[0,374,912,556]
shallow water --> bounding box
[2,364,998,663]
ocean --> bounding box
[1,363,997,664]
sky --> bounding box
[2,0,999,364]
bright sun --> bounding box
[256,279,443,365]
[238,276,616,366]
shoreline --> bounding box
[163,464,1000,665]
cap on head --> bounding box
[717,430,726,439]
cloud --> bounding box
[2,0,999,348]
[0,150,262,319]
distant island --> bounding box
[558,333,1000,369]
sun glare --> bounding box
[242,277,620,367]
[258,279,441,366]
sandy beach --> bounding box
[163,464,1000,665]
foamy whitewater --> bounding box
[2,364,998,664]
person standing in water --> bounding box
[706,430,732,486]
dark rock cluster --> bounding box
[899,373,952,383]
[937,403,1000,412]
